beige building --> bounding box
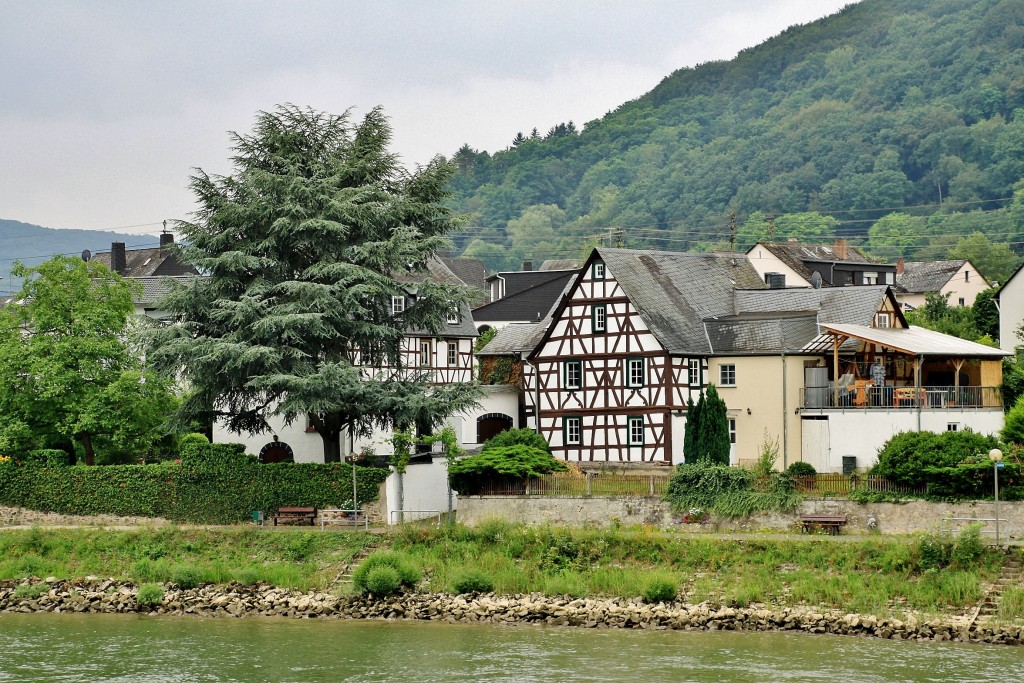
[895,259,990,310]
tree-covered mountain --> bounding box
[0,219,155,295]
[446,0,1024,281]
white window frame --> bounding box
[564,360,582,391]
[947,422,960,432]
[728,418,736,444]
[628,416,644,446]
[391,295,406,315]
[447,308,460,324]
[593,262,605,280]
[688,358,700,386]
[565,417,582,445]
[419,339,432,367]
[626,357,645,388]
[874,313,891,328]
[447,341,458,367]
[719,364,736,387]
[592,304,607,333]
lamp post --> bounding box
[989,448,1003,546]
[347,452,359,513]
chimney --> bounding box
[522,259,533,271]
[834,238,848,260]
[160,232,174,250]
[111,242,127,275]
[896,257,905,275]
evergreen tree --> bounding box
[682,394,699,463]
[695,384,730,465]
[147,105,479,462]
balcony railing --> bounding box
[801,385,1001,410]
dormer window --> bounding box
[592,262,605,280]
[874,313,891,328]
[447,308,460,324]
[391,295,405,315]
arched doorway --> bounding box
[477,413,513,443]
[258,436,294,463]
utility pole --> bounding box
[729,211,737,253]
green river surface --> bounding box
[1,613,1023,682]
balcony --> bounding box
[800,384,1002,410]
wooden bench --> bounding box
[800,514,847,535]
[270,506,317,526]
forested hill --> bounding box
[0,219,155,295]
[447,0,1024,281]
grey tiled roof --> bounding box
[439,257,488,295]
[476,322,547,356]
[598,248,766,355]
[472,272,574,323]
[540,259,579,271]
[132,275,197,305]
[896,260,980,293]
[705,313,820,353]
[734,286,890,326]
[93,247,199,277]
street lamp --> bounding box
[989,448,1003,546]
[347,452,359,514]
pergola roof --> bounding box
[805,323,1011,358]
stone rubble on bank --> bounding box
[2,577,1021,646]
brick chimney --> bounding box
[111,242,127,274]
[834,237,848,260]
[897,257,905,275]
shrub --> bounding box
[643,577,678,603]
[13,583,48,599]
[136,583,165,606]
[664,462,801,517]
[449,443,568,495]
[480,428,551,454]
[178,433,210,459]
[23,449,71,467]
[363,566,402,596]
[352,551,421,595]
[951,524,985,568]
[171,565,202,589]
[786,461,816,476]
[450,568,494,594]
[872,430,999,488]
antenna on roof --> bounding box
[81,249,91,262]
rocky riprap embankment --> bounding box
[2,577,1021,646]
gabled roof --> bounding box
[439,257,488,295]
[896,260,986,294]
[472,271,575,323]
[133,275,198,306]
[394,258,479,338]
[92,246,198,277]
[749,240,882,285]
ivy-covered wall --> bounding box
[0,457,389,524]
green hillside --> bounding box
[447,0,1024,279]
[0,219,156,295]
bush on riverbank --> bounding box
[352,551,421,595]
[0,444,388,523]
[663,462,802,517]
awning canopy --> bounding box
[804,323,1011,358]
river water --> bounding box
[1,613,1022,682]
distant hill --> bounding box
[447,0,1024,274]
[0,219,158,294]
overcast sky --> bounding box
[1,0,851,234]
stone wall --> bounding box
[457,496,1023,538]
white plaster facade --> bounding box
[998,265,1024,353]
[897,261,990,310]
[745,243,811,287]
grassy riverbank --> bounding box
[0,523,1017,622]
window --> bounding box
[391,295,405,315]
[719,364,736,386]
[447,308,460,324]
[564,417,582,445]
[688,359,701,386]
[863,272,878,285]
[592,304,607,333]
[564,360,582,390]
[592,261,605,280]
[628,416,644,446]
[447,342,458,367]
[419,340,431,366]
[626,357,645,388]
[728,418,736,444]
[874,313,890,328]
[947,423,960,432]
[965,271,970,282]
[958,297,965,307]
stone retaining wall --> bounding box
[2,577,1020,646]
[457,497,1024,538]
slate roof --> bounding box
[751,241,877,284]
[472,271,575,323]
[705,313,820,354]
[476,322,547,356]
[92,246,198,277]
[896,260,983,294]
[593,248,766,355]
[132,275,197,306]
[439,257,488,296]
[734,286,891,326]
[540,259,579,271]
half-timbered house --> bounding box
[528,248,766,463]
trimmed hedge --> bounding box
[0,443,389,524]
